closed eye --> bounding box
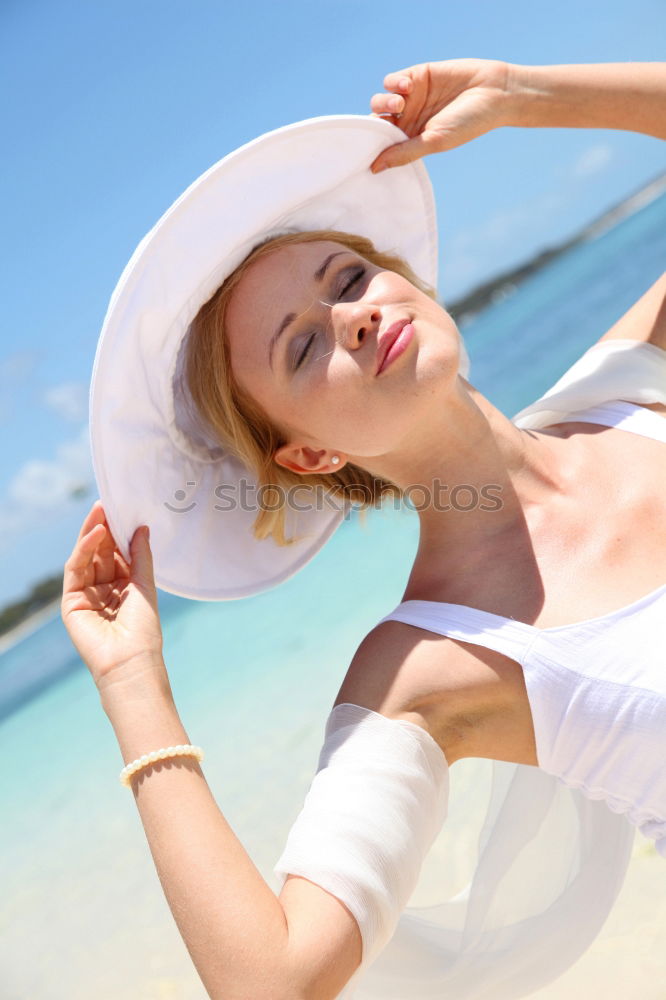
[295,332,316,369]
[338,266,366,298]
[293,264,368,370]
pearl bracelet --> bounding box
[119,744,204,787]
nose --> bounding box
[331,299,380,351]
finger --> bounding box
[92,509,123,585]
[72,503,120,587]
[369,112,402,128]
[370,92,406,116]
[76,499,105,544]
[63,523,106,593]
[113,547,131,580]
[129,525,157,599]
[382,71,413,94]
[370,132,441,173]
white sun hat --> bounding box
[89,114,470,600]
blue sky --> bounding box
[1,0,665,607]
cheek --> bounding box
[306,386,399,455]
[277,374,363,448]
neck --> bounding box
[362,376,586,584]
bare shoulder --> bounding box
[333,620,522,764]
[595,271,666,354]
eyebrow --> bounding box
[268,251,347,370]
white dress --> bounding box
[275,339,666,999]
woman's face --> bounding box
[225,240,462,473]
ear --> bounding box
[274,443,345,475]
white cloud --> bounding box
[43,381,88,422]
[0,426,93,547]
[573,144,613,178]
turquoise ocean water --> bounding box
[1,191,665,999]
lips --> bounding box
[376,319,413,374]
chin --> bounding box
[414,338,460,387]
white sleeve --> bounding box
[274,706,635,1000]
[273,703,449,966]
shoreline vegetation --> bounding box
[0,580,63,654]
[447,169,666,325]
[1,170,664,652]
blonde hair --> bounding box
[185,229,438,546]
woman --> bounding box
[62,59,666,999]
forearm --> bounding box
[99,662,297,1000]
[508,62,666,138]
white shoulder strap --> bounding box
[549,399,666,443]
[379,600,536,664]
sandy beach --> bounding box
[528,834,665,998]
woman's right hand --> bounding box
[61,500,166,695]
[370,58,515,172]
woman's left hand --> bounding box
[61,500,165,692]
[369,58,513,172]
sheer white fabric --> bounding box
[512,337,666,428]
[274,340,665,998]
[275,705,449,967]
[275,706,634,999]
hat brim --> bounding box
[89,115,440,600]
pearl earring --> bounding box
[331,455,340,466]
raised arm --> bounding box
[61,501,362,1000]
[370,60,666,171]
[510,62,666,136]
